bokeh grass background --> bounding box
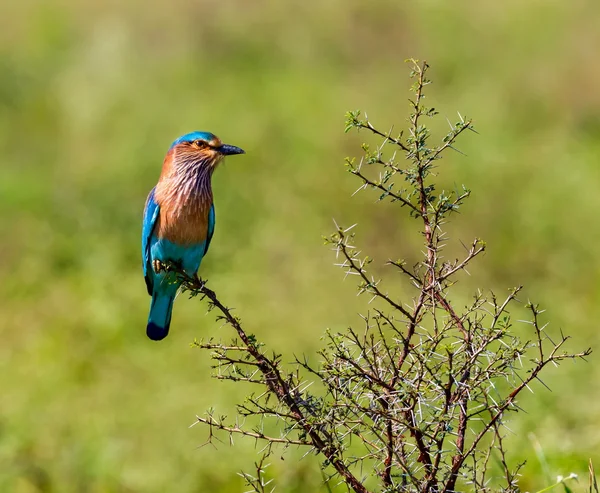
[2,0,600,491]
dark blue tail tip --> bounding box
[147,322,169,341]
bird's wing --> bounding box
[204,203,216,255]
[142,187,160,295]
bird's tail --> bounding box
[147,292,175,341]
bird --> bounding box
[142,131,245,341]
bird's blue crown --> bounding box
[170,131,218,148]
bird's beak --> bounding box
[219,144,245,156]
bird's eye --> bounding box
[193,140,206,148]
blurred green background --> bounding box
[2,0,600,491]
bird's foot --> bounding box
[153,259,184,275]
[152,259,165,274]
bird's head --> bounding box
[168,131,245,173]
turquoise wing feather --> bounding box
[204,203,215,255]
[142,187,160,295]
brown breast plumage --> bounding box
[154,181,212,245]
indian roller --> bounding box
[142,131,244,341]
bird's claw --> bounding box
[152,259,165,273]
[153,259,185,275]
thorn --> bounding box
[448,145,467,156]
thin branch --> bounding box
[195,415,310,447]
[179,270,372,493]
